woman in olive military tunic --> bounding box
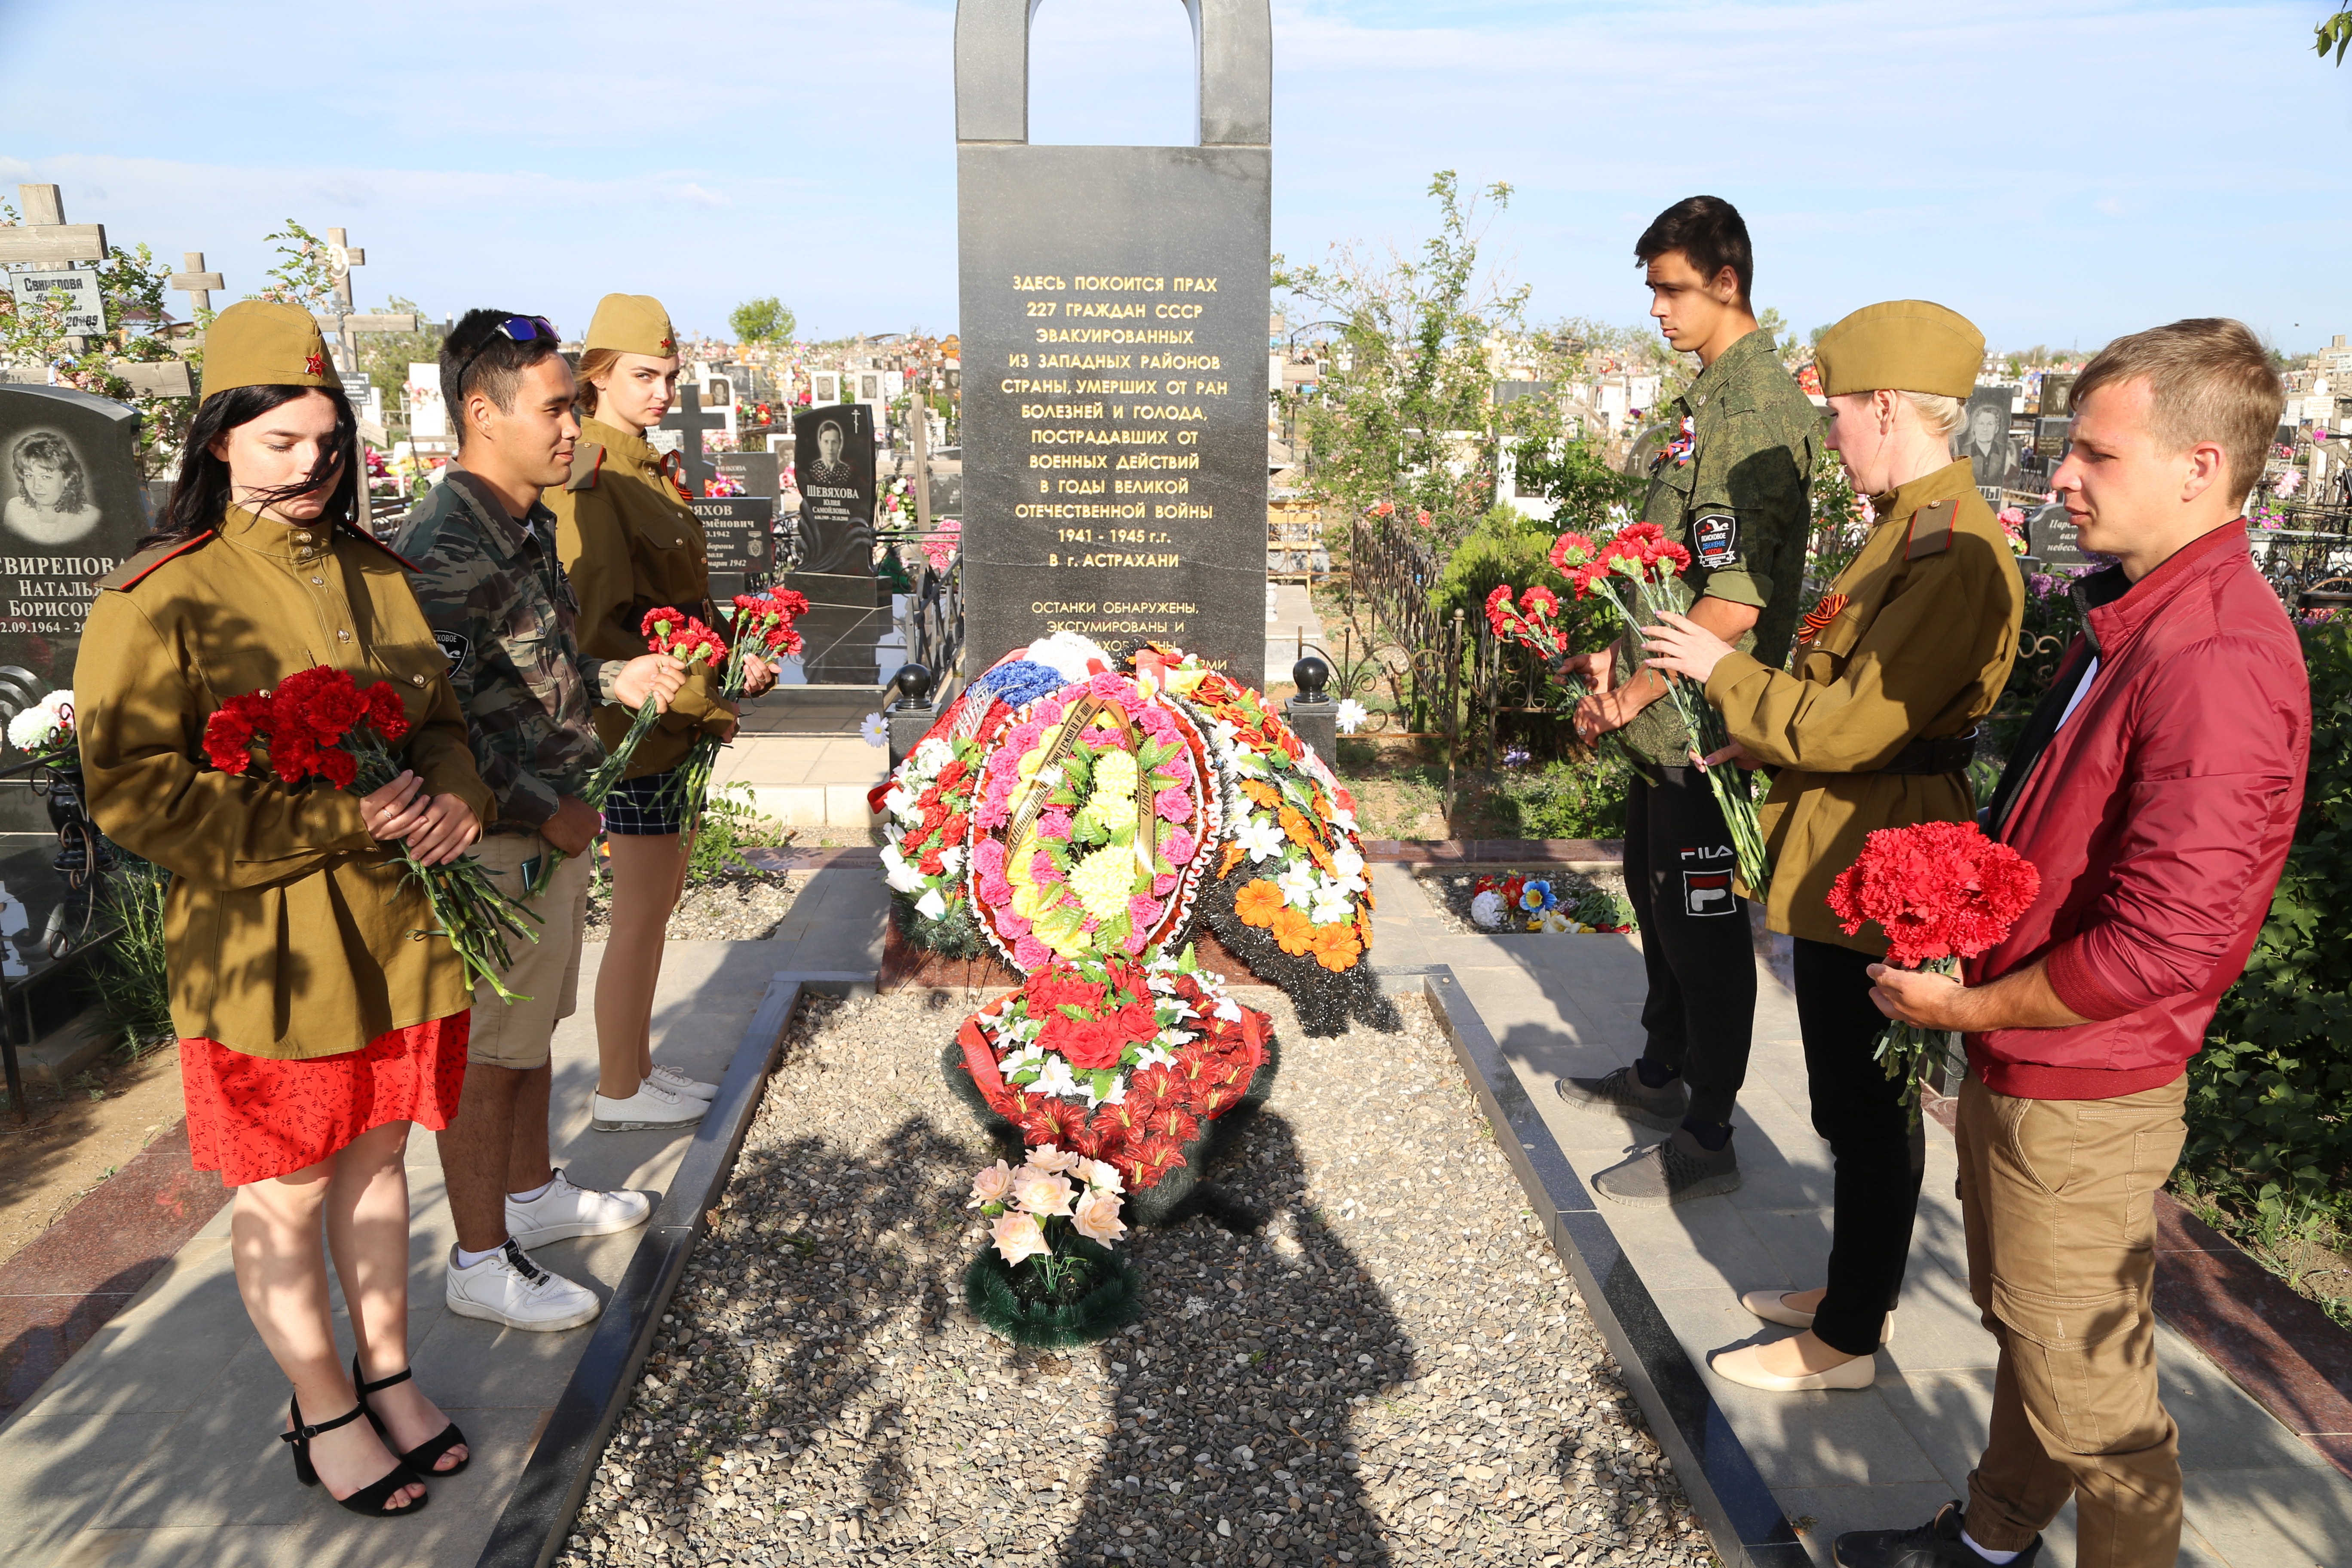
[79,303,493,1515]
[1644,301,2024,1393]
[547,295,775,1121]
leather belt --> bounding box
[1877,729,1979,775]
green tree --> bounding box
[2318,9,2352,62]
[1274,172,1532,550]
[730,296,796,345]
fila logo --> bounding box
[1682,870,1735,917]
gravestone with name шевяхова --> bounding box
[0,384,146,696]
[784,401,887,683]
[954,0,1271,678]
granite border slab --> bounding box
[470,970,874,1568]
[1391,964,1808,1568]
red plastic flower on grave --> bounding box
[1824,820,2041,969]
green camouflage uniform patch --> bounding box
[395,471,619,829]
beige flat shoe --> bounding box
[1739,1289,1895,1344]
[1709,1341,1878,1392]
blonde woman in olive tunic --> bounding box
[547,294,776,1124]
[1644,301,2024,1393]
[80,303,493,1517]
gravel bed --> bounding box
[587,870,811,943]
[1418,870,1633,937]
[555,986,1708,1568]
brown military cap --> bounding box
[1813,300,1984,399]
[199,300,335,403]
[585,294,678,357]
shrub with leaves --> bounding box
[2184,615,2352,1227]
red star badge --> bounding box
[306,352,326,376]
[658,336,674,352]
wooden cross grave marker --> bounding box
[0,184,106,264]
[168,251,223,319]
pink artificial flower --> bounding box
[1163,826,1197,865]
[1072,1188,1127,1245]
[974,796,1011,831]
[1151,873,1178,897]
[1121,928,1150,955]
[1081,916,1100,934]
[1014,934,1051,968]
[974,839,1007,879]
[1128,894,1164,930]
[1139,706,1179,741]
[1152,786,1191,823]
[980,876,1015,907]
[997,910,1032,938]
[1033,699,1065,726]
[1087,671,1130,700]
[1031,849,1061,884]
[1008,723,1046,754]
[1036,809,1074,840]
[991,1211,1050,1267]
[967,1161,1014,1207]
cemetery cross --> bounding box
[658,383,724,499]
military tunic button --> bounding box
[337,629,351,641]
[410,674,426,686]
[294,532,313,544]
[311,576,324,585]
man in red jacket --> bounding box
[1832,319,2311,1568]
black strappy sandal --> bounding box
[352,1355,470,1477]
[280,1396,428,1517]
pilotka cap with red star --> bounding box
[584,294,678,358]
[197,299,337,404]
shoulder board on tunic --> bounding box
[339,523,418,571]
[568,444,606,492]
[100,534,217,592]
[1905,498,1959,560]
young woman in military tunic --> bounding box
[545,294,775,1124]
[1644,301,2024,1392]
[79,303,493,1514]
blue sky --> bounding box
[3,1,2347,354]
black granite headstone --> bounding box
[2032,417,2070,458]
[2029,502,2088,570]
[714,450,779,497]
[694,496,777,602]
[954,0,1271,677]
[2040,373,2076,419]
[1959,385,2021,491]
[779,570,888,685]
[0,385,146,693]
[793,403,878,576]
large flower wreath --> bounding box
[1128,647,1399,1037]
[942,945,1278,1226]
[964,670,1219,968]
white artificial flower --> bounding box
[1469,889,1506,929]
[860,712,888,747]
[913,737,952,773]
[1332,846,1366,881]
[1210,717,1243,748]
[1335,698,1369,734]
[1212,994,1243,1022]
[916,888,948,920]
[1309,894,1353,927]
[883,785,919,818]
[881,846,927,895]
[1332,804,1359,833]
[1235,818,1286,862]
[1135,1045,1178,1069]
[1276,861,1319,908]
[1229,747,1268,777]
[940,845,966,876]
[1035,1057,1083,1099]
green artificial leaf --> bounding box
[1177,942,1198,974]
[1154,852,1176,877]
[1057,1002,1093,1022]
[1091,1069,1119,1098]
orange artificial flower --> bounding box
[1270,906,1314,956]
[1279,805,1313,847]
[1240,778,1281,810]
[1234,879,1286,929]
[1311,922,1362,971]
[1218,840,1247,878]
[1305,832,1336,876]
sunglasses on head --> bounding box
[453,315,560,394]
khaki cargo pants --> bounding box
[1955,1070,2189,1566]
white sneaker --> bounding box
[444,1240,602,1332]
[507,1169,652,1247]
[592,1080,708,1132]
[650,1064,719,1102]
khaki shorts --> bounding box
[464,830,591,1070]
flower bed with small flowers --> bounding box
[1467,872,1634,934]
[965,670,1216,968]
[944,945,1278,1227]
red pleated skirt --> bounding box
[180,1013,471,1186]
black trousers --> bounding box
[1795,936,1928,1356]
[1623,766,1757,1124]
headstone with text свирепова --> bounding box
[953,0,1272,677]
[0,384,146,696]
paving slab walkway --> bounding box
[1367,861,2352,1567]
[0,940,787,1568]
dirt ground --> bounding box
[0,1039,190,1268]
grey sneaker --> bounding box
[1556,1063,1688,1132]
[1592,1126,1740,1207]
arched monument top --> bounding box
[954,0,1272,149]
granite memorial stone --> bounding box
[955,0,1272,677]
[695,496,777,602]
[793,402,878,575]
[0,383,145,692]
[1959,384,2021,491]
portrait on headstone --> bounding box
[792,403,877,577]
[3,430,104,545]
[810,371,841,404]
[1958,386,2020,490]
[858,372,882,402]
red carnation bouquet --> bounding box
[1547,523,1771,896]
[659,589,809,836]
[1826,819,2041,1121]
[1483,583,1609,756]
[524,606,730,896]
[956,946,1271,1197]
[202,666,539,1000]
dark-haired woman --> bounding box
[548,293,774,1130]
[78,301,493,1516]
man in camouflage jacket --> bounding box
[396,309,687,1334]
